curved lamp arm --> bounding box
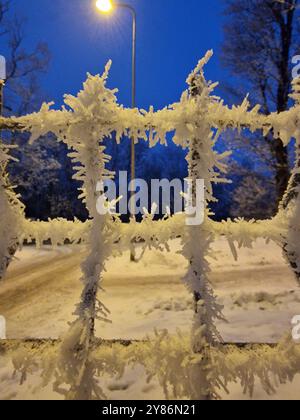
[116,3,136,109]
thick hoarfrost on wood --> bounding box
[11,61,300,150]
[128,332,300,400]
[1,52,300,399]
[9,213,290,267]
[5,332,300,400]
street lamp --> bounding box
[96,0,137,261]
[96,0,137,211]
[96,0,113,13]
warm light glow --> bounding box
[96,0,113,13]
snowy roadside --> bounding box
[1,238,298,342]
[0,238,299,399]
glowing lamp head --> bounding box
[96,0,113,13]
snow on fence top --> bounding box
[0,51,300,400]
[12,56,300,147]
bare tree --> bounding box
[221,0,299,207]
[0,1,50,115]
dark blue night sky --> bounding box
[3,0,240,221]
[12,0,225,109]
[1,1,281,222]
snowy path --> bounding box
[0,247,84,339]
[0,239,299,342]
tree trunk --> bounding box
[272,139,290,207]
[272,0,296,205]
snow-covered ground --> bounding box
[0,238,300,400]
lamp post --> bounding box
[0,55,6,121]
[0,56,6,144]
[96,0,137,214]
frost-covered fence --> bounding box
[0,51,300,399]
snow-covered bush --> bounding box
[0,143,25,280]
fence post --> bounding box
[0,82,19,280]
[181,64,224,400]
